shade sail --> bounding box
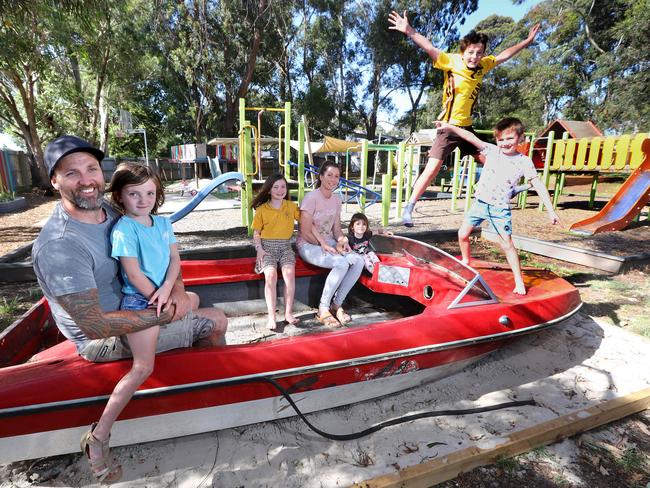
[210,135,365,154]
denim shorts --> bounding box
[121,292,149,311]
[465,200,513,236]
[79,312,215,363]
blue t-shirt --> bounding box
[111,215,177,295]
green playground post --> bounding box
[405,145,416,204]
[239,98,293,234]
[238,99,247,227]
[396,141,406,220]
[539,130,555,211]
[297,120,305,203]
[552,132,569,209]
[284,101,291,179]
[238,120,254,232]
[360,139,369,209]
[382,174,391,227]
[464,155,476,213]
[451,149,461,211]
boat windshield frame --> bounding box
[370,234,499,309]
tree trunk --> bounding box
[223,0,267,136]
[91,44,110,146]
[0,70,48,188]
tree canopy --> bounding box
[0,0,646,187]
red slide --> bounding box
[570,138,650,235]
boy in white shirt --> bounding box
[435,117,560,295]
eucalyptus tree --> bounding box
[351,0,397,142]
[291,0,360,138]
[0,1,62,186]
[0,0,156,186]
[503,0,649,133]
[153,0,294,139]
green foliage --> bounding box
[0,296,22,332]
[617,447,647,472]
[0,0,646,170]
[495,454,520,473]
[0,190,15,202]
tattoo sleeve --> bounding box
[57,288,173,339]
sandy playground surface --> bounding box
[1,312,649,487]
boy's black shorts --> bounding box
[427,126,479,161]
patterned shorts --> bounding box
[466,199,513,237]
[255,239,295,274]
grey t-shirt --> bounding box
[33,202,122,351]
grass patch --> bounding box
[630,317,650,339]
[617,447,646,472]
[0,296,23,332]
[531,446,553,460]
[495,455,520,473]
[518,251,532,266]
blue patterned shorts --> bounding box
[466,200,513,236]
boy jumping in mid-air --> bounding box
[435,118,560,295]
[388,10,540,227]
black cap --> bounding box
[44,135,105,178]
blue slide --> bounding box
[170,172,243,223]
[286,160,381,208]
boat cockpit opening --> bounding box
[369,235,498,309]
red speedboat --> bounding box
[0,235,581,463]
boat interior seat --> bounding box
[31,339,77,362]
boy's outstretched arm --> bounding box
[388,10,441,62]
[530,176,561,225]
[434,121,487,151]
[495,23,540,65]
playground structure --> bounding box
[237,98,431,232]
[407,121,650,235]
[234,103,650,237]
[569,138,650,235]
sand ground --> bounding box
[1,313,648,487]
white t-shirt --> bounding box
[474,144,538,208]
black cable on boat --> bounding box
[258,376,537,441]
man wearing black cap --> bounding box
[33,135,227,481]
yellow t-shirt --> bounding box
[252,199,300,239]
[434,52,497,126]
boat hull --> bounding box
[0,237,582,463]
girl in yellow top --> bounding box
[252,173,301,330]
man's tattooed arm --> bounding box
[57,288,173,339]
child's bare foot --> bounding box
[285,313,299,326]
[513,284,527,295]
[267,318,278,331]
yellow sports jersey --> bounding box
[252,199,300,239]
[434,52,497,127]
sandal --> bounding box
[315,311,340,327]
[332,307,352,324]
[80,422,122,483]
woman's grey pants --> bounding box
[298,241,364,309]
